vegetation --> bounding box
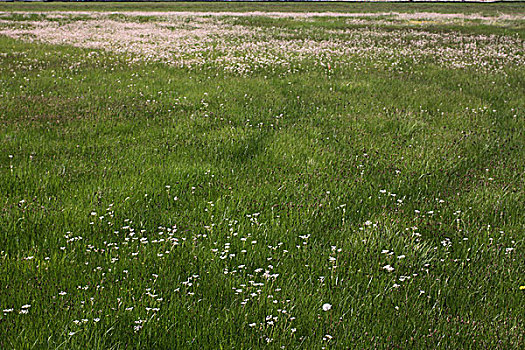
[0,1,524,15]
[0,3,524,348]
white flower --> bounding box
[21,304,31,309]
[383,265,394,272]
[322,303,332,311]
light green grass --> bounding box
[0,7,524,349]
[0,1,524,15]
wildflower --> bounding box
[383,265,394,272]
[520,286,525,290]
[322,303,332,311]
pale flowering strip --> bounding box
[2,11,525,21]
[0,12,523,74]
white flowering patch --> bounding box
[0,11,523,75]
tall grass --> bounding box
[0,6,524,348]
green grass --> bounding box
[0,6,524,349]
[0,1,524,15]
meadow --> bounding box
[0,2,524,348]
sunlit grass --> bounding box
[0,4,524,349]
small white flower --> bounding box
[383,265,395,272]
[322,303,332,311]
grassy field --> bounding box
[1,1,525,15]
[1,3,524,349]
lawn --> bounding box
[0,2,524,349]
